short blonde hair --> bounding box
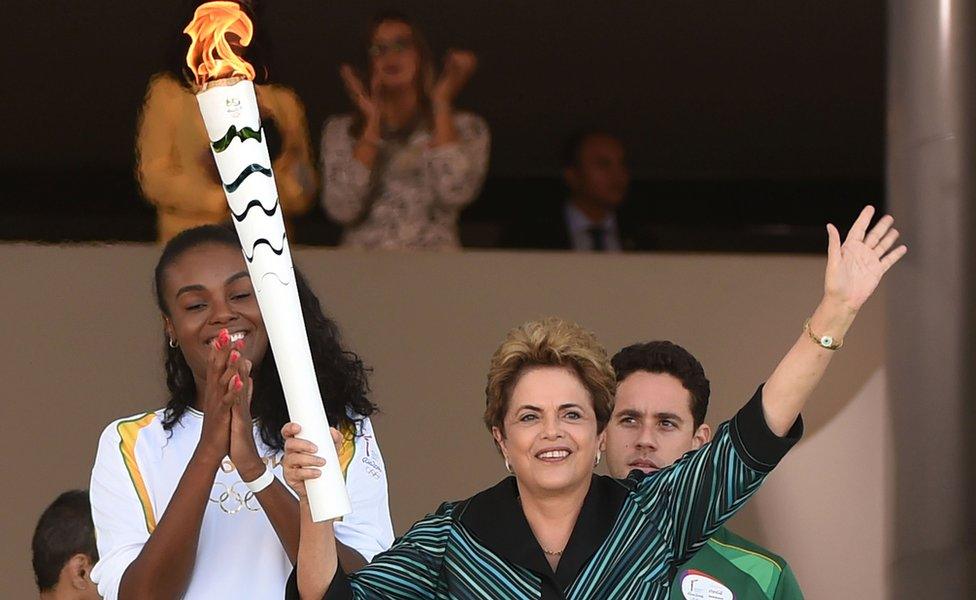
[484,317,615,436]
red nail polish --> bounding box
[232,374,243,391]
[234,339,246,350]
[229,350,240,364]
[218,329,230,346]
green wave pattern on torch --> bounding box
[222,164,273,193]
[211,125,263,153]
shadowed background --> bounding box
[1,1,883,246]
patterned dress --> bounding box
[320,112,490,250]
[287,386,803,600]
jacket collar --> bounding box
[456,474,633,592]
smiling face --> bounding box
[369,20,421,92]
[160,242,268,387]
[605,371,711,478]
[492,366,604,496]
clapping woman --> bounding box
[321,11,490,250]
[89,225,394,599]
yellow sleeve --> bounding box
[135,73,227,216]
[262,85,317,217]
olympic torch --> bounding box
[185,1,349,521]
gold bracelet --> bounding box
[803,319,843,350]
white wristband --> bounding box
[244,464,275,494]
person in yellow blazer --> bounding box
[136,0,316,243]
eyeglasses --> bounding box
[369,37,415,57]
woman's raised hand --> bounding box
[340,64,379,126]
[824,205,908,312]
[432,49,477,108]
[281,423,343,499]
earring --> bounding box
[594,451,602,468]
[504,458,513,475]
[169,337,179,349]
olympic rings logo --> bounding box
[209,481,263,515]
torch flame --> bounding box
[184,1,256,87]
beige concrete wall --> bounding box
[1,245,889,598]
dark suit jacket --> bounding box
[501,202,653,251]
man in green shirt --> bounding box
[605,341,804,600]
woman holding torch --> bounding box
[283,206,906,599]
[89,225,394,599]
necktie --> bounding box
[587,225,607,251]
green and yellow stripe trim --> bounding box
[331,423,358,523]
[337,423,356,479]
[116,413,158,533]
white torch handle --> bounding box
[196,80,350,522]
[258,274,351,522]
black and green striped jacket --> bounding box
[289,387,802,599]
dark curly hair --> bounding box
[154,225,375,450]
[611,341,710,429]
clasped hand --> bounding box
[198,328,264,480]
